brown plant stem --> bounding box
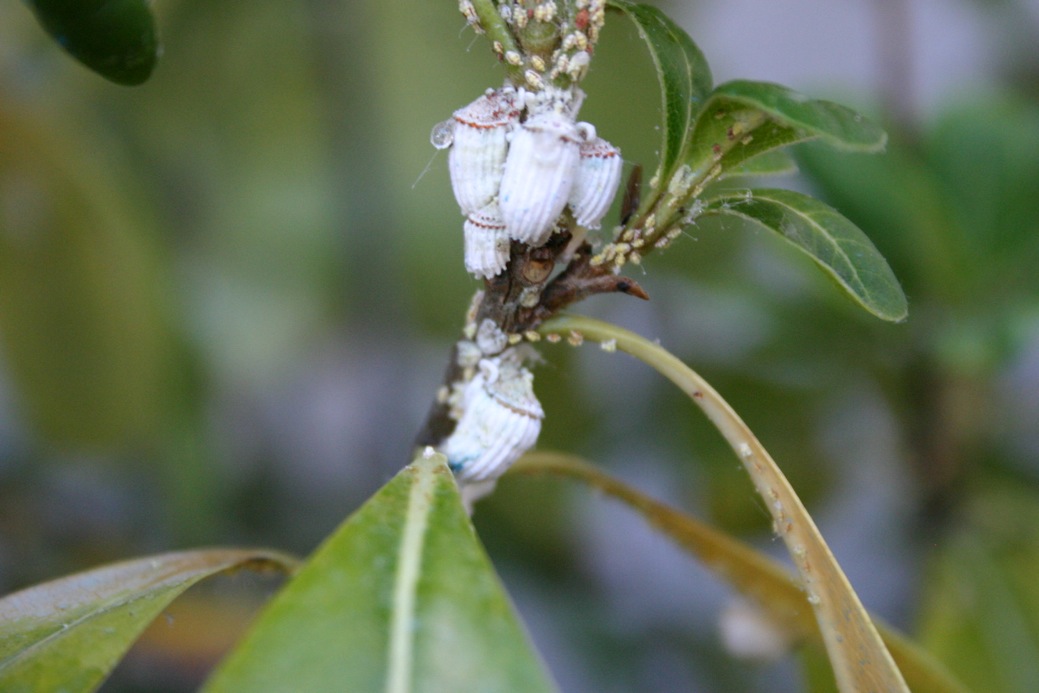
[413,226,647,449]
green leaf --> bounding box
[799,96,1039,304]
[685,80,886,187]
[719,148,798,179]
[205,452,555,693]
[511,453,970,693]
[715,80,886,150]
[26,0,160,85]
[0,549,297,693]
[700,188,908,322]
[606,0,712,199]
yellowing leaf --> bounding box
[539,315,910,693]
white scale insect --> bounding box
[569,125,623,229]
[462,201,510,279]
[436,88,520,216]
[433,85,623,278]
[441,352,543,484]
[497,110,582,246]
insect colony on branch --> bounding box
[432,86,622,278]
[429,2,620,493]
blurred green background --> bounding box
[1,0,1038,691]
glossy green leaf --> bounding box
[685,80,886,188]
[512,453,969,693]
[719,148,798,179]
[0,549,297,693]
[700,188,908,322]
[607,0,712,200]
[26,0,159,85]
[715,80,886,150]
[205,452,555,693]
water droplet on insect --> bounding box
[430,119,455,149]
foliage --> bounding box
[205,454,553,692]
[0,550,296,692]
[3,0,1033,691]
[25,0,160,85]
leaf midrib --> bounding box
[386,462,437,693]
[706,191,868,297]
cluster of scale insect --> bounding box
[432,1,615,491]
[431,84,622,279]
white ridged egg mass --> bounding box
[442,354,543,484]
[463,201,510,279]
[498,111,581,246]
[447,89,520,215]
[569,134,622,229]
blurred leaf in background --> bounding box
[0,97,171,447]
[798,90,1039,692]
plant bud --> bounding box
[463,202,511,279]
[569,132,622,229]
[447,89,521,215]
[498,111,581,246]
[442,354,543,484]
